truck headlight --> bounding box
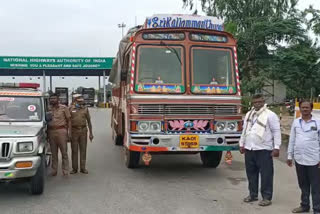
[17,141,33,152]
[215,121,238,132]
[150,122,161,132]
[227,122,237,131]
[138,122,149,132]
[137,121,162,133]
[216,122,226,131]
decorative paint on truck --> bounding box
[109,14,242,169]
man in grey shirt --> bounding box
[287,100,320,214]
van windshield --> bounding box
[0,97,42,122]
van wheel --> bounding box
[200,151,222,168]
[30,156,45,195]
[124,148,140,168]
[115,135,123,146]
[45,145,52,168]
[45,152,52,168]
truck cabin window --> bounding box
[136,46,183,86]
[192,48,234,87]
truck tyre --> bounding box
[200,151,222,168]
[115,135,123,146]
[30,155,45,195]
[124,148,140,168]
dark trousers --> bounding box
[245,150,274,200]
[295,162,320,212]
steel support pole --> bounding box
[50,76,53,92]
[42,70,46,93]
[98,76,101,91]
[103,70,106,107]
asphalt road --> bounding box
[0,109,302,214]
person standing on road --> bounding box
[287,100,320,214]
[69,96,93,174]
[48,93,71,176]
[239,94,281,207]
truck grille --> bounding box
[1,143,10,158]
[137,104,237,115]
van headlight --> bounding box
[137,121,161,133]
[17,141,33,152]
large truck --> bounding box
[55,87,69,106]
[0,82,52,194]
[109,14,242,168]
[82,87,95,107]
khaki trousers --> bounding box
[48,129,69,174]
[71,127,88,171]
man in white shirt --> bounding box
[287,100,320,214]
[239,94,281,206]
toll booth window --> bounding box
[191,47,235,94]
[136,46,185,93]
[190,33,227,43]
[0,97,42,121]
[142,33,185,40]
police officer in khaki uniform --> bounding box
[69,96,93,174]
[48,93,71,176]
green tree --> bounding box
[274,39,320,98]
[304,6,320,35]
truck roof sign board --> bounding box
[145,14,224,31]
[0,57,114,70]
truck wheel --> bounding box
[115,135,123,146]
[30,156,45,195]
[200,151,222,168]
[124,148,140,168]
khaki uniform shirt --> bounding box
[48,104,71,128]
[69,105,90,128]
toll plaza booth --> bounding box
[0,56,114,107]
[55,87,69,106]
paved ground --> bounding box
[0,109,303,214]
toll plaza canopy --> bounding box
[0,56,114,76]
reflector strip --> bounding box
[234,47,241,96]
[0,91,41,96]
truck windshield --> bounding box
[135,46,185,93]
[0,97,42,122]
[191,47,236,94]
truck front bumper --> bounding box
[0,156,41,180]
[129,133,240,152]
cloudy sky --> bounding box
[1,0,319,91]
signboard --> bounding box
[0,56,113,70]
[145,14,224,31]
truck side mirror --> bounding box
[45,112,53,122]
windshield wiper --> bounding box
[160,40,182,65]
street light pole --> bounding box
[118,22,126,38]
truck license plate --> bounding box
[179,135,199,148]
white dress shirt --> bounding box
[287,117,320,166]
[239,110,281,151]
